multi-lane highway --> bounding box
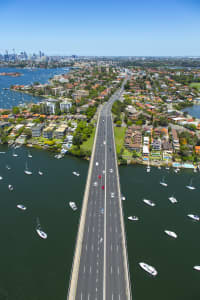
[68,77,131,300]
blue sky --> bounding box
[0,0,200,56]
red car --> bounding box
[101,185,104,190]
[98,175,102,179]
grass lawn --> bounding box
[114,126,126,154]
[80,127,96,153]
[190,82,200,91]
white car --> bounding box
[93,181,98,187]
[109,169,113,173]
[111,192,114,198]
[96,162,99,166]
[103,141,106,145]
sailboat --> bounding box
[6,164,11,170]
[12,149,18,157]
[168,193,178,203]
[186,179,196,190]
[28,151,32,158]
[146,159,150,173]
[38,169,43,175]
[160,177,168,187]
[24,162,32,175]
[36,218,47,239]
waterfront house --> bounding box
[31,124,44,138]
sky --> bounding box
[0,0,200,56]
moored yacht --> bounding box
[168,194,177,203]
[24,162,32,175]
[72,171,80,176]
[164,230,178,238]
[143,199,156,207]
[38,170,43,176]
[12,150,18,157]
[193,266,200,271]
[69,201,77,211]
[121,195,126,201]
[160,177,168,187]
[0,176,3,180]
[187,214,199,221]
[139,262,158,276]
[128,216,139,221]
[186,179,196,190]
[6,165,11,170]
[8,184,13,191]
[17,204,27,210]
[36,218,47,239]
[146,160,150,173]
[28,151,32,158]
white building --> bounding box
[60,101,72,112]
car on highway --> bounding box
[111,192,114,198]
[98,175,102,179]
[93,181,98,187]
[101,208,104,214]
[109,168,113,173]
[96,162,99,166]
[101,185,104,190]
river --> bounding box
[0,144,200,300]
[0,67,69,109]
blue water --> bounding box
[182,105,200,119]
[0,67,69,109]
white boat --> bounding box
[12,150,18,157]
[24,162,32,175]
[6,165,11,170]
[164,230,178,238]
[187,214,199,221]
[193,266,200,271]
[160,177,168,187]
[174,168,180,173]
[55,154,64,159]
[186,179,196,190]
[168,195,177,203]
[0,176,3,180]
[8,184,13,191]
[72,171,80,176]
[28,151,32,158]
[165,160,170,170]
[143,199,156,207]
[146,160,150,173]
[139,262,158,276]
[128,216,139,221]
[121,196,126,201]
[38,169,43,176]
[194,168,197,173]
[36,218,47,239]
[69,201,77,211]
[158,166,161,170]
[17,204,27,210]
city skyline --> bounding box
[0,0,200,56]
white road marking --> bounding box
[111,266,112,274]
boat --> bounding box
[164,230,178,238]
[168,195,177,203]
[158,165,161,170]
[72,171,80,176]
[160,177,168,187]
[121,195,126,201]
[165,159,170,170]
[6,165,11,170]
[55,154,64,159]
[24,162,32,175]
[17,204,27,210]
[187,214,199,221]
[28,151,32,158]
[146,160,150,173]
[174,168,180,173]
[0,176,3,180]
[36,218,47,239]
[69,201,77,211]
[128,216,139,221]
[186,179,196,190]
[12,149,18,157]
[8,184,13,191]
[194,168,197,173]
[139,262,158,276]
[38,170,43,176]
[143,199,156,207]
[0,152,5,154]
[193,266,200,271]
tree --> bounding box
[72,134,82,149]
[12,106,20,114]
[23,128,32,139]
[55,102,61,115]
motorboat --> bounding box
[121,196,126,201]
[12,150,18,157]
[143,199,156,207]
[168,195,177,203]
[164,230,178,238]
[69,202,77,211]
[72,171,80,176]
[17,204,27,210]
[160,177,168,187]
[55,154,64,159]
[6,165,11,170]
[187,214,199,221]
[36,218,47,239]
[128,216,139,221]
[139,262,158,276]
[193,266,200,271]
[174,168,180,173]
[24,162,32,175]
[0,176,3,180]
[38,170,43,176]
[146,160,150,173]
[8,184,13,191]
[186,179,196,190]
